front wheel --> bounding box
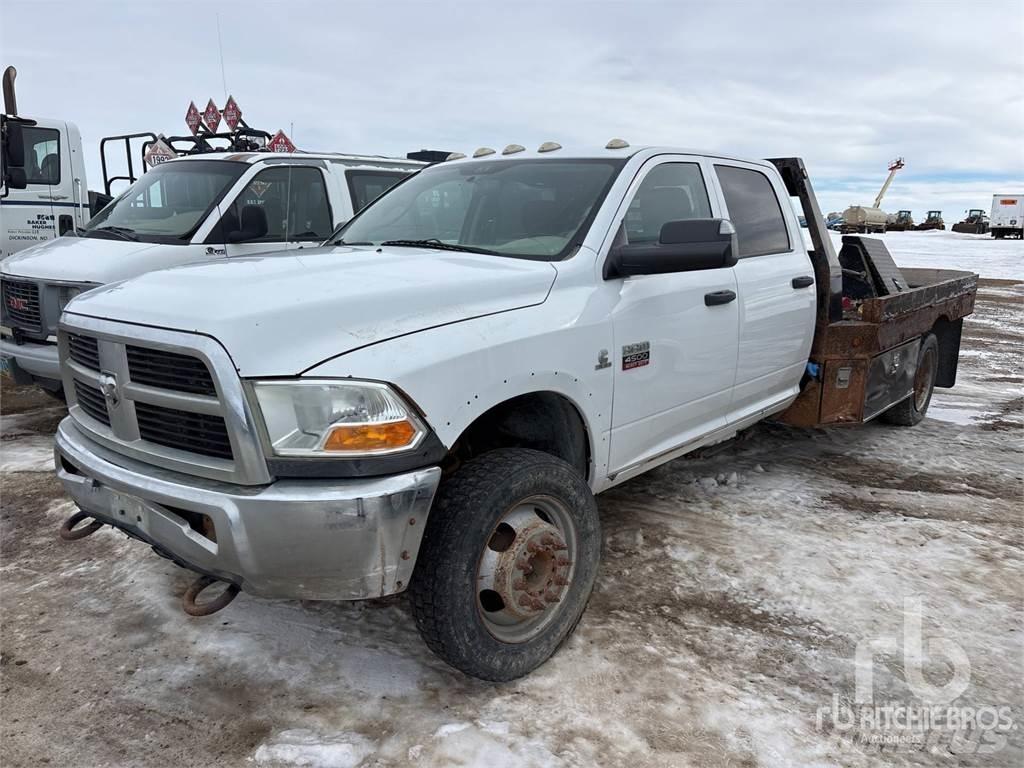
[409,448,601,681]
[882,333,938,426]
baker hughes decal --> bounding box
[622,341,650,370]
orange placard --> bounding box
[1000,199,1018,205]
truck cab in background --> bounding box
[1,150,426,394]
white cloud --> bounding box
[2,0,1021,219]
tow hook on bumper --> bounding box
[59,510,104,541]
[183,574,241,616]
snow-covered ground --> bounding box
[806,228,1023,280]
[0,258,1020,767]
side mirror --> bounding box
[6,166,26,190]
[227,204,269,243]
[4,121,25,168]
[605,218,738,279]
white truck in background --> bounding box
[1,149,427,395]
[989,194,1023,239]
[51,143,978,681]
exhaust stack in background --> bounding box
[2,65,16,115]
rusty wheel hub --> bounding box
[476,497,577,643]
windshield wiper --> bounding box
[89,225,139,242]
[381,239,498,256]
[335,239,374,246]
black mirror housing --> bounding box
[605,218,738,279]
[3,120,25,168]
[6,166,26,189]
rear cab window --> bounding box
[346,170,410,213]
[714,165,791,257]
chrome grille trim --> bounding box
[58,314,271,486]
[2,279,42,332]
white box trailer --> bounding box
[990,194,1023,239]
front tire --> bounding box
[409,448,601,681]
[882,333,938,426]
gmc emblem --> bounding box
[7,296,27,312]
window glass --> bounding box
[219,166,333,242]
[335,159,624,261]
[84,160,246,243]
[23,127,61,185]
[623,163,711,244]
[347,170,409,212]
[714,165,791,257]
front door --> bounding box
[0,123,63,257]
[209,165,335,258]
[606,157,739,475]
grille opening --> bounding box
[2,280,42,332]
[163,505,217,542]
[134,401,233,460]
[59,455,83,476]
[126,345,217,396]
[67,334,101,370]
[74,381,110,426]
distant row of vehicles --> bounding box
[827,195,1022,238]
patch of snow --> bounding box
[253,729,375,768]
[0,435,55,472]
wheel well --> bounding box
[445,392,591,481]
[930,315,963,388]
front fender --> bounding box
[303,302,615,490]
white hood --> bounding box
[0,235,214,284]
[65,245,557,377]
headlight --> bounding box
[252,379,426,457]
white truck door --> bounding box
[711,162,816,424]
[606,157,739,475]
[1,121,67,258]
[212,164,336,258]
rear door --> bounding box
[712,162,815,424]
[607,156,739,475]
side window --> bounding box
[218,166,332,243]
[23,127,61,185]
[346,170,409,212]
[623,162,711,244]
[714,165,791,257]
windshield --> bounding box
[331,158,625,261]
[84,160,246,244]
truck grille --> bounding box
[68,334,101,370]
[2,280,42,332]
[126,345,217,396]
[74,381,111,426]
[134,402,233,460]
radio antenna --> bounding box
[216,13,228,100]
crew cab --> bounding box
[51,143,977,681]
[1,150,424,393]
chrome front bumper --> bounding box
[0,334,61,383]
[54,417,441,600]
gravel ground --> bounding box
[1,279,1021,768]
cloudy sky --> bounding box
[2,0,1022,218]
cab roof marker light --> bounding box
[719,219,737,235]
[606,138,630,149]
[502,144,525,155]
[537,141,562,153]
[446,152,467,161]
[473,147,496,158]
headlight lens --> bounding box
[252,380,426,457]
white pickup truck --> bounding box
[1,149,424,393]
[51,144,977,680]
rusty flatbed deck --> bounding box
[781,267,978,426]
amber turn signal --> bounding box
[322,420,418,453]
